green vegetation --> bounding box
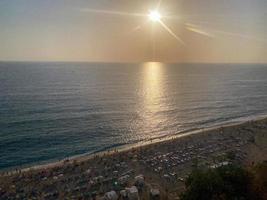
[180,162,267,200]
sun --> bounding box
[148,10,161,22]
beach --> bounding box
[0,117,266,199]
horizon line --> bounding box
[0,60,266,65]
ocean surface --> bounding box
[1,62,267,170]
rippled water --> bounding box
[1,62,267,170]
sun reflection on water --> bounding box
[140,62,169,139]
[143,62,164,111]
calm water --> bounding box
[1,62,267,170]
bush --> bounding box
[180,164,259,200]
[251,162,267,200]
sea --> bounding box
[1,62,267,170]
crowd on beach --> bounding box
[0,119,266,199]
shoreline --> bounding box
[2,114,267,174]
[1,114,266,199]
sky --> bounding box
[0,0,266,63]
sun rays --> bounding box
[80,8,146,17]
[79,1,267,55]
[80,7,186,46]
[158,20,186,46]
[147,10,185,45]
[185,23,214,38]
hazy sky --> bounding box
[0,0,266,62]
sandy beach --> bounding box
[0,117,266,199]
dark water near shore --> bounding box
[1,62,267,170]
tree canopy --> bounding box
[180,163,267,200]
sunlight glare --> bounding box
[149,10,161,22]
